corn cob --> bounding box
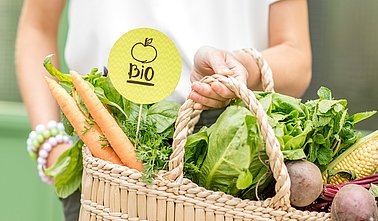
[323,130,378,185]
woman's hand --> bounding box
[189,46,248,110]
[43,142,71,168]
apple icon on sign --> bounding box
[131,38,158,63]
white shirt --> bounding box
[65,0,278,104]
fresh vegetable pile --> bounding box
[43,56,179,197]
[43,55,377,218]
[184,87,375,200]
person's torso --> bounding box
[65,0,277,104]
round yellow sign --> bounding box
[108,28,182,104]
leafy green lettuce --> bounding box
[184,105,272,199]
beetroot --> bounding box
[331,184,377,221]
[286,159,323,207]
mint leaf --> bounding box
[314,134,326,144]
[282,149,307,161]
[317,146,333,165]
[352,111,377,124]
[317,86,332,100]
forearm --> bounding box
[16,25,60,128]
[263,43,311,97]
[15,0,65,128]
[235,0,312,98]
[16,18,71,169]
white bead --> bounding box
[42,143,52,152]
[63,135,70,143]
[37,163,53,185]
[41,176,49,182]
[27,145,33,152]
[45,178,53,185]
[57,122,65,131]
[47,120,58,129]
[35,124,45,133]
[37,164,44,171]
[38,170,45,177]
[37,157,46,165]
[39,149,48,158]
[40,175,51,184]
[48,137,57,146]
[56,134,63,143]
[27,138,32,146]
[29,131,37,139]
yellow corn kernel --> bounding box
[324,130,378,185]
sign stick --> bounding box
[134,104,143,148]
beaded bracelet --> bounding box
[26,120,66,161]
[37,134,73,184]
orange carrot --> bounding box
[70,71,143,171]
[44,76,122,165]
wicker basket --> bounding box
[79,49,331,221]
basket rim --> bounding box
[81,145,331,220]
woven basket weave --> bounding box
[79,49,331,221]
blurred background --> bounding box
[0,0,377,220]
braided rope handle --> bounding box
[242,48,275,93]
[165,49,291,209]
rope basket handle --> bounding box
[165,48,291,209]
